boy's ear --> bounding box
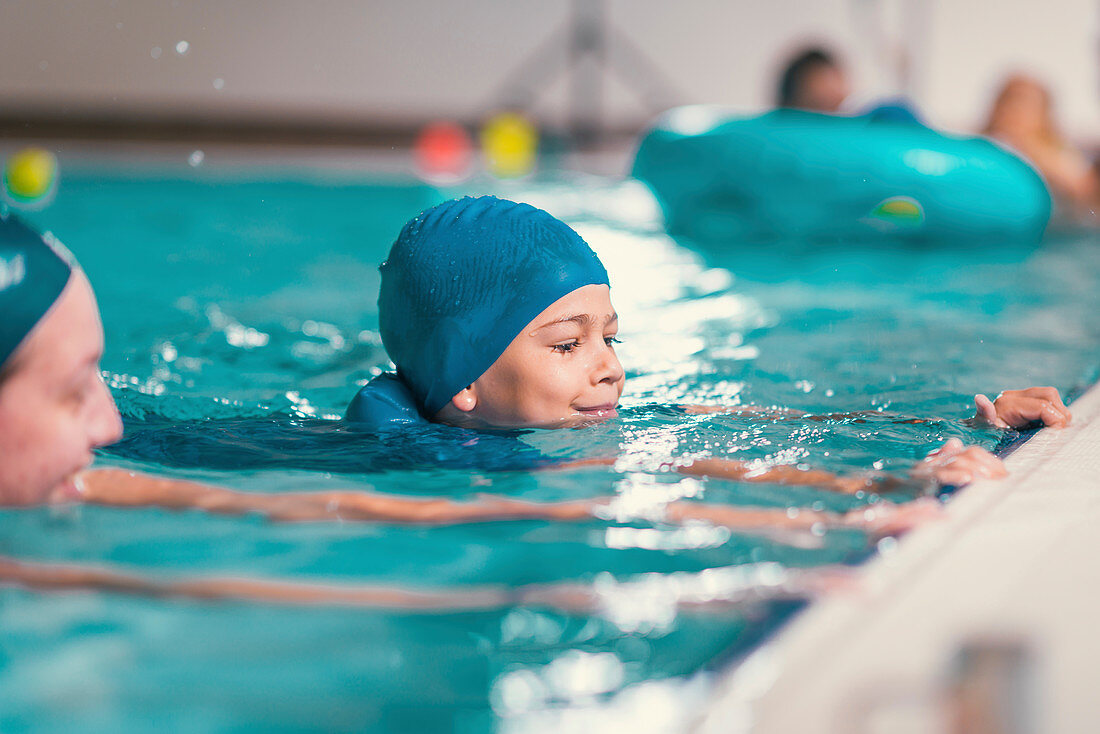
[450,385,477,413]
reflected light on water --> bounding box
[591,562,792,633]
[598,474,703,522]
[604,524,732,552]
[492,650,625,716]
[498,675,712,734]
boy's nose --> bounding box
[594,345,625,386]
[88,373,124,448]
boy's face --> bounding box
[444,284,625,429]
[0,271,123,505]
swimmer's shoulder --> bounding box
[345,372,426,428]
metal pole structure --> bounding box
[569,0,605,148]
[485,0,684,150]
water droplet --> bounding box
[175,40,189,55]
[188,150,205,167]
[212,77,225,90]
[150,46,162,60]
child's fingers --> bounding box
[862,497,944,537]
[924,446,1007,486]
[1037,391,1072,424]
[955,447,1008,478]
[1000,396,1071,428]
[1019,386,1068,412]
[911,440,961,479]
[931,466,973,486]
[973,394,1009,428]
[934,466,981,486]
[939,437,965,454]
[926,438,965,459]
[997,388,1072,427]
[1013,387,1071,421]
[911,440,965,481]
[1036,400,1072,427]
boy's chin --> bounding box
[48,474,85,504]
[442,408,618,431]
[557,411,619,430]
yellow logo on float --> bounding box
[868,196,925,228]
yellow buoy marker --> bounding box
[481,112,538,179]
[4,148,58,203]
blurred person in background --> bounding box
[774,45,924,125]
[982,73,1099,217]
[775,47,851,113]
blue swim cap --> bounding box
[376,195,609,417]
[0,214,74,370]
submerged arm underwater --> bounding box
[683,386,1071,429]
[0,553,856,614]
[671,386,1071,492]
[69,467,937,536]
[68,387,1071,521]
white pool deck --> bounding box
[698,381,1100,734]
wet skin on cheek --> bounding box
[455,284,626,429]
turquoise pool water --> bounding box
[3,166,1099,733]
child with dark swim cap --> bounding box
[0,215,123,504]
[0,214,586,518]
[347,195,620,430]
[348,195,1071,490]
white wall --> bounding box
[0,0,1096,141]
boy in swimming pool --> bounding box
[0,213,941,535]
[346,195,1069,486]
[0,208,1067,528]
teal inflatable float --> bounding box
[632,106,1051,243]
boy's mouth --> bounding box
[574,403,618,418]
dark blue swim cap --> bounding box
[377,195,609,416]
[0,214,74,371]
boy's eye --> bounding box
[604,336,622,347]
[552,341,578,353]
[64,370,102,408]
[63,383,92,408]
